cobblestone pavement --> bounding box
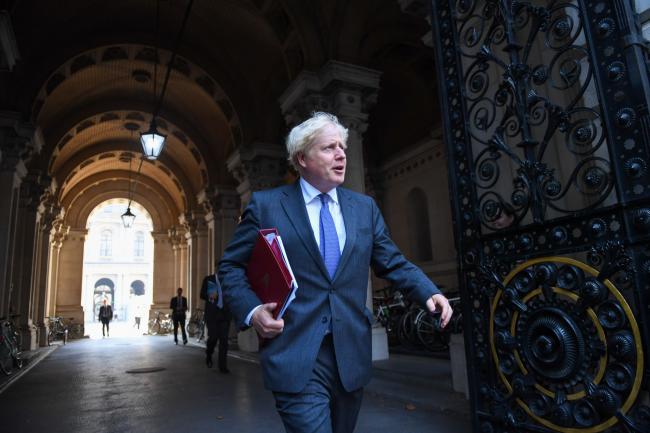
[0,333,471,433]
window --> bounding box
[134,231,144,257]
[100,230,112,256]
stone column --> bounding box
[13,172,48,350]
[0,140,26,317]
[199,187,241,266]
[279,61,389,360]
[225,144,287,351]
[0,113,41,318]
[151,231,175,316]
[226,143,288,209]
[33,189,59,346]
[54,227,86,326]
[180,211,209,310]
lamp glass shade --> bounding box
[121,207,136,228]
[140,127,166,160]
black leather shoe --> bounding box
[219,367,230,374]
[206,357,213,368]
[174,340,178,345]
[183,340,188,345]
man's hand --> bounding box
[251,303,284,338]
[426,294,453,328]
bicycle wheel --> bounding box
[397,310,418,348]
[150,321,161,335]
[0,341,14,375]
[197,323,205,342]
[63,329,68,345]
[415,310,449,351]
[186,321,198,337]
[47,329,54,346]
[12,329,22,352]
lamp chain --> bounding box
[152,0,194,120]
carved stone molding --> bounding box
[226,143,287,203]
[197,187,240,217]
[279,60,381,128]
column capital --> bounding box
[50,219,69,248]
[279,61,382,127]
[0,112,43,172]
[167,226,187,248]
[19,171,50,212]
[226,143,288,205]
[37,189,62,231]
[179,211,208,237]
[197,186,240,217]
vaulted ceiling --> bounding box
[1,0,438,230]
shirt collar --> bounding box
[299,177,339,205]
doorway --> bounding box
[81,199,154,338]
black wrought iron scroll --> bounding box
[454,0,619,229]
[431,1,650,433]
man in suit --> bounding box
[200,262,232,372]
[219,112,452,433]
[98,298,113,338]
[169,287,188,345]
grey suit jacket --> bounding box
[218,181,440,393]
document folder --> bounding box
[246,228,298,319]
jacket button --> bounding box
[321,316,328,324]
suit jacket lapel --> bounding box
[333,187,356,280]
[280,182,330,280]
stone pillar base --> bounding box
[371,326,389,361]
[237,327,259,352]
[19,325,38,351]
[55,305,85,324]
[38,323,49,347]
[450,333,469,399]
[149,304,171,319]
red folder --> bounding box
[246,228,294,319]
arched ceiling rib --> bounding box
[34,45,238,176]
[8,1,302,145]
[70,190,168,232]
[49,114,206,196]
[63,174,178,230]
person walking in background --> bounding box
[219,112,452,433]
[170,287,188,345]
[133,304,142,330]
[98,299,113,338]
[200,261,232,372]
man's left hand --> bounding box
[426,294,453,328]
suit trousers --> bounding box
[273,334,363,433]
[101,318,110,336]
[173,314,187,342]
[206,320,230,369]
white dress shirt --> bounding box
[299,177,346,253]
[245,178,347,325]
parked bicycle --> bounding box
[148,311,172,335]
[373,291,407,346]
[186,309,205,342]
[0,314,23,375]
[46,316,68,345]
[374,288,463,353]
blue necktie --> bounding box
[319,194,340,278]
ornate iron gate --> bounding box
[430,1,650,432]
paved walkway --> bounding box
[0,332,471,433]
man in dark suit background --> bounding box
[219,112,452,433]
[200,262,232,372]
[98,298,113,338]
[169,287,188,345]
